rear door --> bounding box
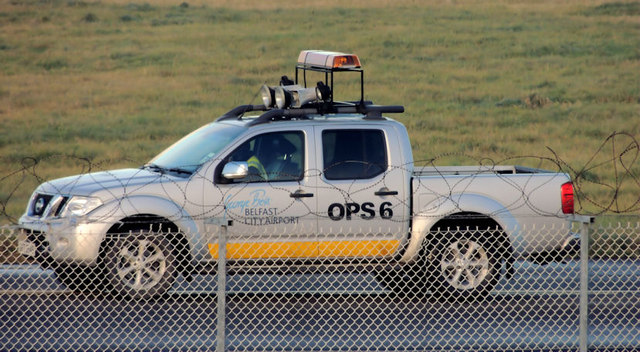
[315,125,408,259]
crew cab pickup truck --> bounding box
[18,50,577,300]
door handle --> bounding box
[290,190,314,198]
[374,187,398,196]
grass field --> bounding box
[1,0,639,224]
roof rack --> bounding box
[216,102,404,126]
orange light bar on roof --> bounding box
[298,50,361,69]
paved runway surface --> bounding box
[1,260,638,351]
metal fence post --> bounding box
[571,215,593,352]
[208,218,230,352]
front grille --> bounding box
[54,196,69,217]
[30,194,53,217]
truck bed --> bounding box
[413,165,551,176]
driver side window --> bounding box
[225,131,304,183]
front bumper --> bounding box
[18,215,112,266]
[16,229,55,268]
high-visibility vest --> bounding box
[247,156,267,180]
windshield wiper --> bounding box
[142,163,164,173]
[165,167,192,175]
[142,164,192,175]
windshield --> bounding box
[147,122,245,174]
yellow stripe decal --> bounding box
[319,240,400,257]
[208,241,317,259]
[208,240,400,259]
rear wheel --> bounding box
[431,230,501,302]
[104,232,176,299]
[375,263,429,297]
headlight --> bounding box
[60,196,103,217]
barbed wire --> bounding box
[559,131,639,214]
[1,132,638,226]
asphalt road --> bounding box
[1,260,638,351]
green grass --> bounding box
[1,0,639,224]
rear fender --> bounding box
[402,193,521,263]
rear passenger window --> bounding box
[322,129,387,180]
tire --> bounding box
[104,232,176,299]
[54,263,104,292]
[375,265,429,297]
[431,230,501,302]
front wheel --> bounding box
[431,233,501,302]
[54,263,104,292]
[104,233,176,299]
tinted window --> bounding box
[225,131,304,182]
[322,129,387,180]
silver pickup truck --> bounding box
[18,50,577,300]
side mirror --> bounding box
[222,161,249,180]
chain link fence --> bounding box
[1,217,638,351]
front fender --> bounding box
[88,195,201,256]
[401,193,521,263]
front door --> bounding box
[211,128,317,260]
